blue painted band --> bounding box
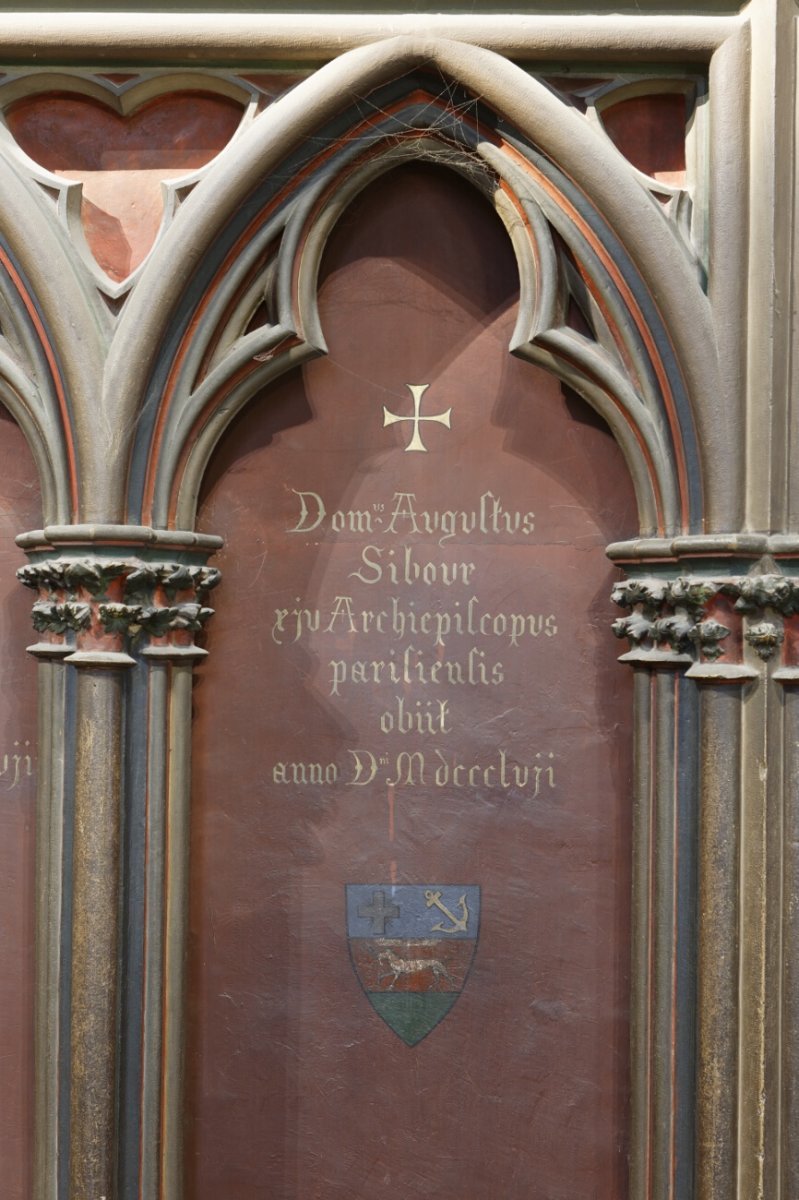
[346,884,480,940]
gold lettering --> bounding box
[386,751,426,787]
[271,607,289,644]
[382,491,535,543]
[385,492,420,534]
[325,595,357,633]
[349,545,383,584]
[327,647,506,695]
[430,748,555,794]
[379,697,450,735]
[287,489,326,532]
[347,749,378,786]
[272,760,338,785]
[331,508,373,533]
[0,740,33,789]
[350,545,476,587]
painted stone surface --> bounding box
[599,91,688,186]
[6,91,245,280]
[190,164,636,1198]
[0,404,40,1200]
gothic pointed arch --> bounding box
[103,36,723,538]
[0,151,108,525]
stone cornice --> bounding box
[607,533,799,561]
[16,524,222,552]
[0,12,744,65]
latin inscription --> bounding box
[270,486,558,799]
[187,168,636,1193]
[0,739,33,789]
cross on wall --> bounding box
[383,383,452,452]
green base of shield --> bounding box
[366,992,459,1046]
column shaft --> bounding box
[695,684,741,1200]
[69,667,125,1200]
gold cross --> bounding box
[383,383,452,453]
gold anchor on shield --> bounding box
[424,889,469,933]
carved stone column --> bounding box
[17,526,221,1200]
[760,565,799,1200]
[622,655,700,1200]
[608,549,795,1200]
[612,572,706,1200]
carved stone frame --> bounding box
[0,5,794,1199]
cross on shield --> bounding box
[346,884,481,1046]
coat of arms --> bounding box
[346,884,480,1046]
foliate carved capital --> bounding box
[18,550,220,664]
[688,618,730,662]
[744,621,784,661]
[725,573,799,616]
[611,571,799,675]
[611,574,734,665]
[31,600,92,634]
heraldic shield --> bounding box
[346,884,481,1046]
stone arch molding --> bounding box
[0,145,106,526]
[119,36,720,538]
[0,35,723,536]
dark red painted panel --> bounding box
[601,91,688,186]
[190,164,636,1199]
[7,92,244,280]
